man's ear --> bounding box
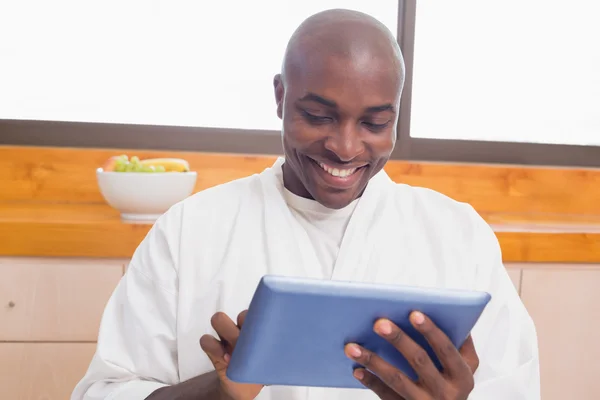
[273,74,284,119]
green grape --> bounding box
[127,156,141,172]
[125,161,136,172]
[141,165,155,173]
[113,157,128,172]
[154,165,166,173]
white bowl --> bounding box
[96,168,197,222]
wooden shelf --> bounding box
[1,204,149,258]
[1,203,598,262]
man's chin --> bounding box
[312,187,360,210]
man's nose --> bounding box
[323,121,365,162]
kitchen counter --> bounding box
[1,145,599,262]
[2,203,599,262]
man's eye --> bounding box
[362,121,390,131]
[302,110,333,124]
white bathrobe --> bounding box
[72,158,540,400]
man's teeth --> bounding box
[318,162,357,178]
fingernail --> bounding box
[347,344,362,358]
[412,311,425,325]
[224,353,231,363]
[354,369,365,380]
[376,319,393,335]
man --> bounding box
[72,9,540,400]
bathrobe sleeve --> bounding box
[71,206,183,400]
[468,209,541,399]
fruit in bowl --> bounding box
[102,155,190,173]
[97,155,197,222]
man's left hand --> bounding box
[344,311,479,400]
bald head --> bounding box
[281,9,405,89]
[274,9,405,209]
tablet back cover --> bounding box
[227,275,491,389]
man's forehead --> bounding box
[287,54,402,103]
[286,33,400,74]
[282,20,403,100]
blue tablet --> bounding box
[227,275,491,389]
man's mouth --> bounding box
[306,156,368,189]
[317,161,359,178]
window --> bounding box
[395,0,600,166]
[0,0,397,131]
[409,0,600,147]
[2,0,599,167]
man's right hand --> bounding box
[200,310,264,400]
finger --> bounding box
[237,310,248,328]
[459,335,479,374]
[353,368,402,400]
[211,312,242,350]
[374,318,445,397]
[345,343,422,399]
[199,334,230,371]
[408,311,473,380]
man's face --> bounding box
[274,55,402,209]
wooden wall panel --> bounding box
[2,145,600,215]
[0,146,274,204]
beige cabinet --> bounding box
[2,257,598,399]
[0,343,97,400]
[518,264,600,400]
[0,258,124,341]
[505,266,522,294]
[0,257,126,400]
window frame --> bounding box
[1,0,599,167]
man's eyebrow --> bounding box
[365,104,395,114]
[297,92,337,108]
[298,93,395,114]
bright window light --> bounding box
[410,0,600,146]
[0,0,398,131]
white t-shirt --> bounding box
[283,187,358,278]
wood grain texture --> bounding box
[1,145,599,261]
[2,145,600,214]
[496,232,600,263]
[0,342,96,400]
[0,206,150,258]
[1,203,599,262]
[0,145,275,204]
[0,258,124,341]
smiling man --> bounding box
[276,11,404,211]
[72,9,540,400]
